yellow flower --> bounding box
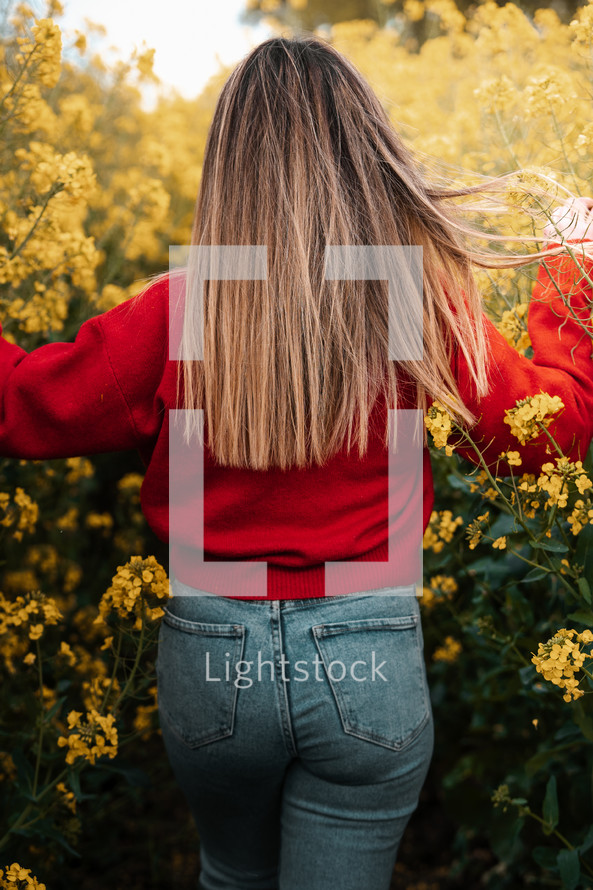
[567,499,593,535]
[422,510,464,553]
[496,303,531,355]
[570,5,593,46]
[466,511,490,550]
[57,641,76,665]
[531,628,592,701]
[56,781,76,814]
[0,862,46,889]
[500,450,523,467]
[95,555,171,630]
[57,709,118,765]
[433,635,462,662]
[424,400,456,452]
[66,710,83,729]
[0,487,39,540]
[504,393,564,445]
[492,536,507,549]
[28,623,44,640]
[474,74,517,114]
[420,575,458,609]
[504,167,559,209]
[404,0,424,21]
[135,46,158,82]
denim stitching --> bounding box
[311,619,429,752]
[270,601,298,757]
[157,620,245,748]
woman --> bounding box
[2,34,593,890]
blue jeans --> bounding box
[156,585,435,890]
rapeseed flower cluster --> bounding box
[503,393,564,445]
[133,683,159,741]
[491,784,513,813]
[536,456,593,511]
[567,499,593,535]
[0,488,39,541]
[94,555,171,631]
[570,4,593,46]
[56,708,118,765]
[433,635,462,662]
[15,16,61,87]
[81,675,122,712]
[422,510,464,553]
[0,590,62,642]
[424,400,456,455]
[55,781,76,814]
[496,302,530,355]
[504,167,559,210]
[531,628,593,701]
[466,511,490,549]
[468,468,499,502]
[0,863,46,890]
[420,575,458,609]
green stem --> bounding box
[549,104,581,195]
[494,106,521,168]
[450,425,580,598]
[98,627,123,717]
[111,604,146,713]
[523,809,593,878]
[0,44,37,109]
[31,637,44,798]
[0,760,83,852]
[1,182,64,267]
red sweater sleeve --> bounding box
[0,275,171,460]
[0,312,142,459]
[450,247,593,474]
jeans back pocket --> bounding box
[156,607,245,749]
[312,614,430,751]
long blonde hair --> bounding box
[138,35,592,471]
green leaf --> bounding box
[532,539,570,553]
[525,742,584,777]
[572,708,593,742]
[519,664,536,686]
[578,825,593,854]
[447,473,471,492]
[556,848,580,890]
[489,811,524,860]
[43,694,68,724]
[532,845,559,870]
[68,767,82,800]
[566,610,593,626]
[98,760,152,788]
[578,577,592,604]
[11,746,34,793]
[520,567,550,583]
[15,820,82,859]
[542,775,559,834]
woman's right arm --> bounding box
[450,239,593,476]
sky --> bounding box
[55,0,275,109]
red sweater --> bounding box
[1,247,593,599]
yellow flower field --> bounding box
[2,0,593,885]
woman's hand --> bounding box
[543,196,593,245]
